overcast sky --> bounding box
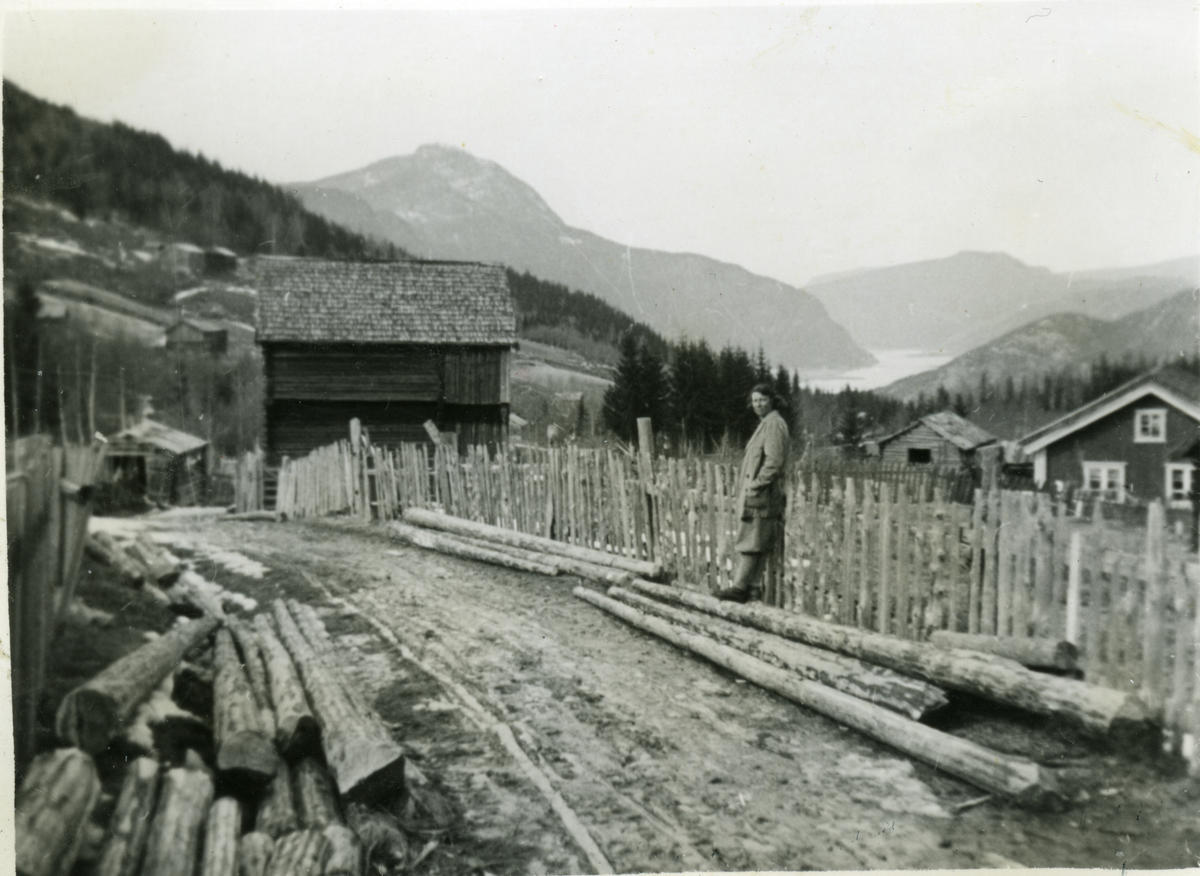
[5,2,1198,286]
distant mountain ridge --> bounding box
[808,250,1198,355]
[293,145,873,372]
[882,287,1200,402]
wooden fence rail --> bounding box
[7,435,106,770]
[246,422,1200,757]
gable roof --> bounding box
[1020,365,1200,454]
[878,410,997,451]
[110,419,208,455]
[254,258,516,345]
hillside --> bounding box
[3,81,405,273]
[808,251,1197,355]
[883,287,1200,402]
[293,145,873,372]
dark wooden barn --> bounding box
[255,258,516,459]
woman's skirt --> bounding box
[734,516,782,554]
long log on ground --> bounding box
[253,613,321,759]
[221,510,281,522]
[86,531,147,586]
[287,600,397,744]
[388,521,560,576]
[929,631,1080,672]
[403,506,662,579]
[448,532,634,586]
[95,757,160,876]
[127,535,182,585]
[607,586,948,720]
[294,756,345,828]
[56,615,220,754]
[255,760,300,838]
[238,833,274,876]
[199,797,242,876]
[15,748,103,876]
[272,600,406,805]
[576,587,1062,806]
[214,627,280,790]
[346,803,409,874]
[264,830,332,876]
[228,618,279,740]
[625,578,1151,738]
[169,570,229,619]
[323,824,365,876]
[140,767,216,876]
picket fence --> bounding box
[244,425,1200,756]
[7,435,107,769]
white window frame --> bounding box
[1134,408,1167,443]
[1083,461,1127,502]
[1166,463,1195,509]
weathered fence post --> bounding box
[637,418,657,562]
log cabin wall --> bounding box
[879,422,966,469]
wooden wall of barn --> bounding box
[263,343,513,460]
[444,347,511,405]
[265,344,442,401]
[879,424,969,470]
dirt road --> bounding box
[167,515,1198,873]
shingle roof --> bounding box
[110,419,208,455]
[878,410,997,451]
[254,258,516,345]
[1020,365,1200,453]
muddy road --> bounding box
[167,514,1197,873]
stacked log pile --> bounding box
[20,597,422,875]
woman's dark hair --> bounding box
[750,382,782,407]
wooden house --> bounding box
[105,419,209,506]
[165,317,229,356]
[876,410,998,472]
[1020,365,1200,507]
[159,242,207,276]
[255,258,516,459]
[204,246,238,276]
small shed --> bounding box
[166,317,229,356]
[105,419,209,506]
[876,410,998,472]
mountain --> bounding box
[882,287,1200,402]
[293,145,873,372]
[807,251,1198,355]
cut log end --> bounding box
[340,752,407,808]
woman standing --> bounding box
[714,383,790,603]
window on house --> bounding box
[1083,462,1126,502]
[1166,463,1194,508]
[1135,408,1167,443]
[907,448,932,464]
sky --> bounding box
[4,2,1198,287]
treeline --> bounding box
[597,337,1199,454]
[3,81,405,262]
[506,269,669,359]
[599,334,915,453]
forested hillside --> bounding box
[3,81,405,265]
